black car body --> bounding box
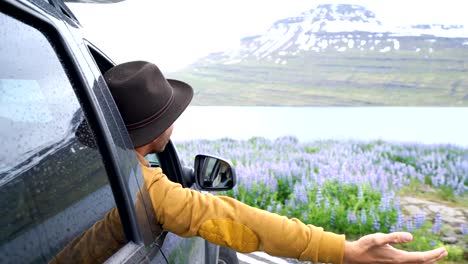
[0,0,237,263]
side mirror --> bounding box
[194,154,236,191]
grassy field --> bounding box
[175,137,468,262]
[169,37,468,106]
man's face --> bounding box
[150,124,174,153]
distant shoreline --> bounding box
[172,106,468,147]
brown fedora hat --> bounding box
[104,61,193,147]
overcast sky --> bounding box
[68,0,468,72]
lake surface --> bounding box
[172,106,468,147]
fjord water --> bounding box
[172,106,468,147]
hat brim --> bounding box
[128,79,193,147]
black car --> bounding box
[0,0,239,263]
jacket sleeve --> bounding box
[50,207,125,264]
[142,166,345,264]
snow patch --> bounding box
[392,39,400,50]
[380,47,391,53]
[223,59,242,65]
[318,39,329,49]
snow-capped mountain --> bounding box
[199,4,468,64]
[171,3,468,106]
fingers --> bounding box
[370,232,413,246]
[395,247,447,263]
[356,233,449,264]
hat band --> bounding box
[126,94,174,131]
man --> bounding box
[57,61,448,264]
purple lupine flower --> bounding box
[370,207,381,231]
[430,240,437,247]
[347,210,357,224]
[266,205,273,212]
[390,225,396,233]
[396,210,404,231]
[385,216,391,230]
[393,196,401,211]
[302,211,308,222]
[432,212,442,234]
[461,224,467,235]
[358,185,364,201]
[265,174,278,191]
[330,209,336,227]
[379,194,391,212]
[315,188,323,207]
[360,210,367,224]
[288,199,296,210]
[406,217,414,232]
[293,183,308,205]
[176,139,466,237]
[373,218,380,231]
[276,203,282,213]
[324,197,330,210]
[414,213,426,229]
[333,198,340,207]
[392,174,402,190]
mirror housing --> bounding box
[194,154,236,191]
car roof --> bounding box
[64,0,125,3]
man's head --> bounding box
[104,61,193,152]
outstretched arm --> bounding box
[343,232,447,264]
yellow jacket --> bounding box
[52,152,345,263]
[136,153,345,263]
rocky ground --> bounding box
[400,196,468,246]
[238,196,468,264]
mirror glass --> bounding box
[196,155,235,190]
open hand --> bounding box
[343,232,448,264]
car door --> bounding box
[0,0,157,261]
[0,0,140,262]
[0,0,206,263]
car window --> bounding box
[145,154,161,167]
[0,11,125,263]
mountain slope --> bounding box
[169,4,468,106]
